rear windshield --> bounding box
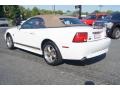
[60,18,86,26]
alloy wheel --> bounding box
[44,45,57,63]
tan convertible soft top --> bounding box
[33,15,77,28]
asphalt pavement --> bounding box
[0,27,120,85]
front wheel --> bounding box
[6,35,14,49]
[43,41,62,66]
[111,27,120,39]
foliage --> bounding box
[0,6,5,18]
[91,10,100,14]
[3,5,21,19]
[31,7,40,16]
[0,5,64,20]
[1,5,119,20]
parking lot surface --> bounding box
[0,27,120,85]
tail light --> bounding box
[72,32,88,43]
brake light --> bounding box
[72,32,88,43]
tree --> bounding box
[0,6,5,18]
[72,11,78,16]
[3,5,21,19]
[106,10,113,14]
[92,10,100,14]
[66,10,71,13]
[19,6,26,20]
[0,5,65,20]
[24,8,32,19]
[31,7,40,16]
[55,10,63,15]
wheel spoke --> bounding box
[51,51,56,58]
[47,46,51,52]
[49,55,53,62]
[7,37,11,47]
[44,45,57,63]
[116,30,120,38]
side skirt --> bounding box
[14,42,43,55]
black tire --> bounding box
[42,41,62,66]
[6,34,14,49]
[111,27,120,39]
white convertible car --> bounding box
[4,15,111,65]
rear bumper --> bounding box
[60,38,111,60]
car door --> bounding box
[14,17,45,49]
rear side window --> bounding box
[21,17,45,29]
[60,18,85,26]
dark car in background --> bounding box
[93,12,120,39]
[0,18,9,27]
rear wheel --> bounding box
[43,41,62,66]
[111,27,120,39]
[6,34,14,49]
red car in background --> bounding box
[82,13,107,26]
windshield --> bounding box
[60,18,86,26]
[85,15,96,19]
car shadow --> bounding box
[63,53,106,66]
[84,81,95,85]
[15,48,106,66]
